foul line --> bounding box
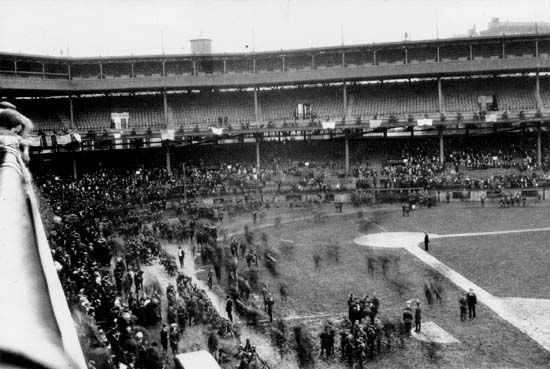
[362,215,389,233]
[437,227,550,239]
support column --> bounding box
[163,90,168,127]
[311,54,315,69]
[192,60,196,76]
[469,44,473,60]
[282,56,285,72]
[162,61,166,77]
[99,63,103,79]
[536,72,542,110]
[345,134,350,176]
[72,158,78,180]
[405,48,408,64]
[131,63,135,78]
[255,138,261,173]
[537,124,542,167]
[223,59,227,74]
[437,78,444,113]
[42,63,46,80]
[373,50,376,65]
[14,60,17,77]
[341,52,345,68]
[68,64,71,80]
[166,144,171,175]
[439,128,444,164]
[536,40,539,57]
[343,82,347,122]
[253,88,259,122]
[436,46,440,62]
[69,95,74,129]
[253,58,256,74]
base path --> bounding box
[354,230,550,352]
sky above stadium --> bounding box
[1,0,550,57]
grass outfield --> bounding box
[228,209,550,369]
[366,202,550,235]
[431,231,550,299]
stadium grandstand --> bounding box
[5,26,550,369]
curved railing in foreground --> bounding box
[0,147,86,369]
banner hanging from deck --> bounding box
[417,118,433,126]
[321,121,336,130]
[160,129,175,141]
[210,127,224,136]
[485,113,498,123]
[28,136,42,147]
[369,119,382,128]
[72,133,82,143]
[56,134,72,145]
[111,112,129,130]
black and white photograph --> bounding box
[2,0,550,368]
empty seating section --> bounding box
[258,87,343,121]
[165,60,194,76]
[407,46,438,63]
[74,96,164,130]
[506,41,536,57]
[285,55,311,71]
[169,92,255,128]
[102,63,132,78]
[439,45,471,61]
[444,78,538,112]
[71,64,101,79]
[16,99,66,132]
[444,80,478,112]
[134,62,163,77]
[350,83,438,117]
[493,78,537,111]
[314,53,342,69]
[541,80,550,109]
[345,51,373,66]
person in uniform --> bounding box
[414,301,422,332]
[466,288,477,320]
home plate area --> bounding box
[411,321,460,344]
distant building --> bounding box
[479,17,550,36]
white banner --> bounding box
[111,112,129,129]
[321,121,336,130]
[485,113,498,123]
[28,136,42,147]
[56,134,72,145]
[160,129,175,141]
[417,118,433,126]
[72,133,82,143]
[369,119,382,128]
[210,127,224,136]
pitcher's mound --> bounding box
[411,321,460,344]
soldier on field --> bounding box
[424,232,429,252]
[466,288,477,320]
[414,301,422,332]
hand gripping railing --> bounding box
[0,145,87,369]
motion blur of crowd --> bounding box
[27,131,550,369]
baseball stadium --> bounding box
[2,3,550,369]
